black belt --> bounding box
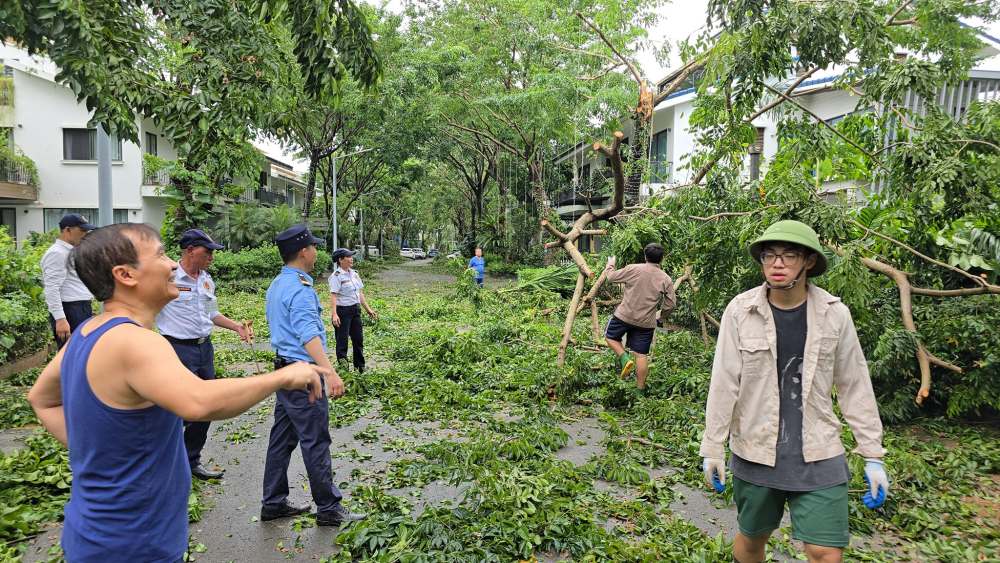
[164,334,211,346]
[274,355,314,369]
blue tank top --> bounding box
[60,316,190,562]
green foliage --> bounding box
[0,377,36,430]
[208,244,333,282]
[214,204,303,251]
[0,229,50,363]
[0,434,71,548]
[510,265,579,295]
[0,0,380,144]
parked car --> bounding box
[427,249,439,258]
[446,251,461,259]
[413,248,427,259]
[400,248,417,259]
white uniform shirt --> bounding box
[328,267,364,307]
[41,239,94,320]
[156,265,220,339]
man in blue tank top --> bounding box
[27,223,329,563]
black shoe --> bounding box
[191,464,224,480]
[315,504,367,526]
[260,501,311,522]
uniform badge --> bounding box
[178,286,192,292]
[298,273,312,286]
[204,281,210,290]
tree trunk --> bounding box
[302,150,320,219]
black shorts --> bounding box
[604,315,654,354]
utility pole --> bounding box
[328,146,373,250]
[329,158,337,249]
[96,126,113,226]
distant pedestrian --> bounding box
[603,243,676,390]
[27,223,324,563]
[329,248,377,373]
[261,226,364,527]
[468,246,485,287]
[41,213,96,348]
[156,228,253,480]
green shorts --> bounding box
[733,477,850,548]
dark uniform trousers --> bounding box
[49,300,94,349]
[262,359,343,513]
[166,337,215,468]
[335,304,365,371]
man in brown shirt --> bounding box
[603,242,676,389]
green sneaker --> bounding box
[617,352,635,379]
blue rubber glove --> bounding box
[862,459,889,509]
[703,457,726,493]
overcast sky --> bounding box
[260,0,998,169]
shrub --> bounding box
[209,244,332,282]
[0,229,50,364]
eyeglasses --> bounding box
[760,251,803,266]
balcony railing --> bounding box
[142,168,170,186]
[0,157,36,186]
[256,187,287,206]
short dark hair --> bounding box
[280,247,300,264]
[71,223,160,301]
[643,243,664,264]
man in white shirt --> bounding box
[156,229,252,480]
[41,213,96,348]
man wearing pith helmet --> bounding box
[701,220,889,563]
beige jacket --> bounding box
[700,283,885,466]
[607,263,676,329]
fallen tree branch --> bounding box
[849,218,993,288]
[828,245,931,403]
[690,205,780,222]
[558,273,588,365]
[764,83,887,171]
[575,11,643,87]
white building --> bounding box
[554,28,1000,242]
[0,44,308,243]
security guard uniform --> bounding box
[261,226,343,517]
[156,229,225,479]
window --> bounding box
[44,208,128,231]
[62,128,123,161]
[1,127,11,148]
[145,132,158,156]
[649,129,670,182]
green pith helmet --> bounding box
[748,220,828,277]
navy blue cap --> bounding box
[332,248,355,261]
[59,213,96,231]
[275,225,322,256]
[180,228,224,250]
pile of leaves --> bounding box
[509,265,580,296]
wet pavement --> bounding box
[11,262,800,561]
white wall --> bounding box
[798,89,861,121]
[3,68,188,239]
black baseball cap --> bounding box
[332,248,355,261]
[180,228,224,250]
[59,213,96,231]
